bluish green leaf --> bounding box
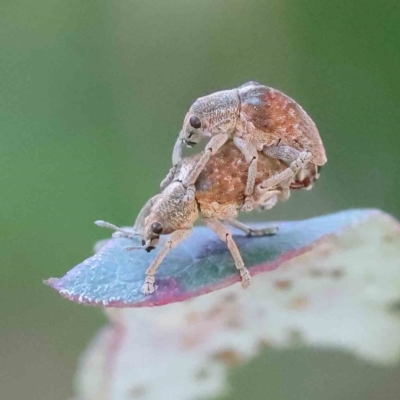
[45,209,378,307]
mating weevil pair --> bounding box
[97,82,327,294]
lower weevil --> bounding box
[97,142,313,294]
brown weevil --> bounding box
[161,81,327,211]
[96,142,313,295]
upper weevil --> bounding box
[161,81,327,211]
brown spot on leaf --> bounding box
[290,296,309,310]
[206,305,224,319]
[314,242,336,257]
[223,292,238,303]
[212,349,243,367]
[309,268,323,277]
[257,338,271,350]
[387,300,400,314]
[181,334,202,349]
[331,268,344,279]
[186,311,200,324]
[288,329,305,344]
[225,317,243,330]
[129,385,146,398]
[382,232,400,243]
[274,279,292,290]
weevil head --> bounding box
[180,89,240,147]
[141,182,199,251]
[179,112,207,148]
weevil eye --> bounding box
[189,116,201,129]
[151,222,163,235]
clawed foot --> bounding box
[241,196,254,212]
[290,151,311,173]
[258,195,278,211]
[239,267,251,288]
[278,187,290,202]
[184,185,196,202]
[141,276,156,295]
[246,225,278,237]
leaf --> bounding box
[73,209,400,400]
[45,209,382,308]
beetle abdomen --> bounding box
[195,142,287,207]
[238,83,327,166]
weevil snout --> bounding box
[140,220,164,251]
[184,139,197,147]
[182,126,202,147]
[141,237,159,252]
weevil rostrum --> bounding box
[161,81,327,211]
[96,142,314,295]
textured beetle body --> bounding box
[237,84,326,165]
[163,82,327,211]
[181,82,326,165]
[174,142,288,219]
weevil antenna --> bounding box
[94,220,140,236]
[124,246,145,251]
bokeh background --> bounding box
[1,0,400,399]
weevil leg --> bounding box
[263,145,312,185]
[289,150,312,173]
[258,168,294,189]
[258,150,311,202]
[257,190,280,210]
[281,150,312,200]
[142,229,191,295]
[296,166,307,182]
[233,136,258,213]
[160,167,176,191]
[133,194,161,232]
[263,147,312,174]
[160,138,185,190]
[225,218,278,237]
[277,179,292,202]
[182,133,229,201]
[205,218,251,288]
[263,145,303,164]
[257,171,293,203]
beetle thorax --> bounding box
[192,89,240,134]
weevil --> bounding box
[161,81,327,211]
[96,142,312,295]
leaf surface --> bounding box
[45,209,379,307]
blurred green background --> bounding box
[1,0,400,399]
